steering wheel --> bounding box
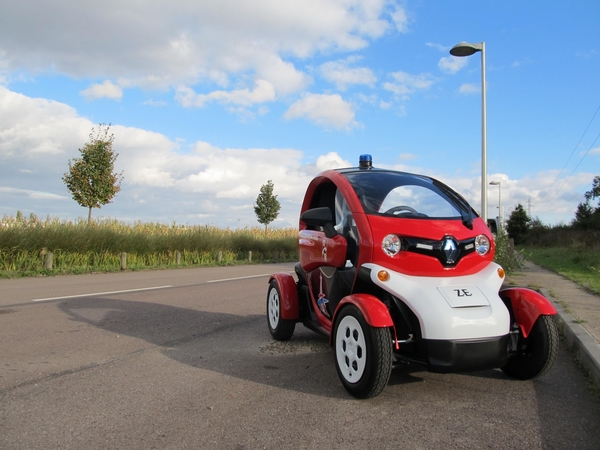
[384,205,419,215]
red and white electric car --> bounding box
[267,155,558,398]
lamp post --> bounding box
[489,180,502,230]
[450,41,487,222]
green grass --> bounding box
[521,246,600,295]
[0,213,298,277]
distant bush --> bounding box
[493,229,522,274]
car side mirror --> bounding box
[301,207,337,238]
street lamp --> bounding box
[489,180,502,230]
[450,41,487,222]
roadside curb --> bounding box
[540,287,600,387]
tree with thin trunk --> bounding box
[63,124,124,223]
[506,203,531,245]
[254,180,281,235]
[573,175,600,230]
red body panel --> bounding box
[335,294,394,328]
[299,172,376,277]
[499,287,557,338]
[299,170,495,279]
[299,230,347,272]
[269,273,299,320]
[368,214,494,277]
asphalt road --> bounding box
[1,264,599,449]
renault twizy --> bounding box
[267,155,558,398]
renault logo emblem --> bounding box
[442,237,459,264]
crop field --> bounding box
[0,213,297,277]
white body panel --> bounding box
[363,262,510,340]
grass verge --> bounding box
[521,246,600,295]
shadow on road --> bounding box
[59,296,350,398]
[58,296,474,399]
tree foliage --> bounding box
[254,180,281,234]
[572,176,600,230]
[63,124,123,223]
[584,175,600,205]
[506,203,531,245]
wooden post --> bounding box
[248,251,252,263]
[274,250,279,261]
[45,252,53,270]
[176,251,181,265]
[121,252,127,270]
[218,251,222,263]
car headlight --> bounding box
[382,234,402,256]
[475,234,490,255]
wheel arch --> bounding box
[269,273,299,320]
[499,287,557,338]
[330,293,394,346]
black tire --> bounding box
[267,280,295,341]
[333,305,393,399]
[502,315,559,380]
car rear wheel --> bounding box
[502,315,559,380]
[334,305,392,398]
[267,280,295,341]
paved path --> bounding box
[506,260,600,387]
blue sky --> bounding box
[1,0,599,228]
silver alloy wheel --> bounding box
[336,315,367,383]
[268,286,280,330]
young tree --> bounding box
[254,180,281,235]
[573,201,594,227]
[63,124,124,223]
[573,175,600,230]
[584,175,600,206]
[506,203,531,245]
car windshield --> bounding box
[343,170,474,222]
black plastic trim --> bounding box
[401,235,476,267]
[424,335,509,373]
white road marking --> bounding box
[206,274,271,283]
[32,285,173,302]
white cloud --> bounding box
[320,57,377,90]
[143,99,167,107]
[0,187,66,200]
[176,80,277,108]
[459,83,480,94]
[511,58,533,68]
[1,85,589,228]
[0,0,399,96]
[284,93,359,129]
[425,42,448,52]
[383,71,437,99]
[315,152,352,171]
[0,85,317,226]
[399,153,417,161]
[438,56,468,74]
[0,86,89,158]
[80,80,123,101]
[390,7,409,32]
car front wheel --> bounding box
[334,305,392,398]
[502,315,559,380]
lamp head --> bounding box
[450,41,483,57]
